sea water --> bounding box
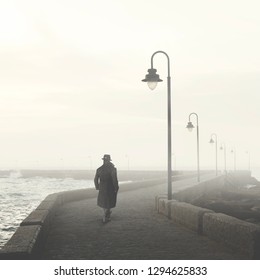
[0,171,95,248]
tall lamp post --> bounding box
[209,133,218,176]
[231,149,236,171]
[142,50,172,200]
[186,112,200,182]
[220,143,227,175]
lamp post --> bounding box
[209,133,218,176]
[220,143,227,175]
[231,149,236,171]
[186,112,200,182]
[142,50,172,200]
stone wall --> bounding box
[156,171,260,259]
[203,212,260,258]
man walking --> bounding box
[94,154,119,223]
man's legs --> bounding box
[102,208,112,223]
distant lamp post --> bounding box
[231,149,236,171]
[186,113,200,182]
[142,50,172,200]
[220,143,227,175]
[209,133,218,176]
[246,151,251,171]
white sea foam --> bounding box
[0,174,94,248]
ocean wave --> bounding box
[1,227,17,232]
[0,176,95,249]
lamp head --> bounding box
[142,68,162,90]
[209,138,214,144]
[186,121,194,132]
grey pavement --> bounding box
[41,174,244,260]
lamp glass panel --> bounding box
[147,82,157,90]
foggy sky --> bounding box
[0,0,259,173]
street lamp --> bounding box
[142,50,172,200]
[220,143,227,175]
[231,149,236,171]
[209,133,218,176]
[186,113,200,182]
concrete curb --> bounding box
[158,198,214,233]
[170,201,213,234]
[0,173,197,259]
[156,172,260,259]
[203,212,260,259]
[0,225,42,259]
[157,197,260,258]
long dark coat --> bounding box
[94,162,119,209]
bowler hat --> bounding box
[102,154,112,161]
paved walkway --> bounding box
[41,175,244,260]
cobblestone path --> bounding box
[42,175,243,259]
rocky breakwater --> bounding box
[173,172,260,225]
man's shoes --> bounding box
[102,216,111,224]
[102,209,112,224]
[105,210,112,218]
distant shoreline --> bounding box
[0,169,182,181]
[1,169,259,182]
